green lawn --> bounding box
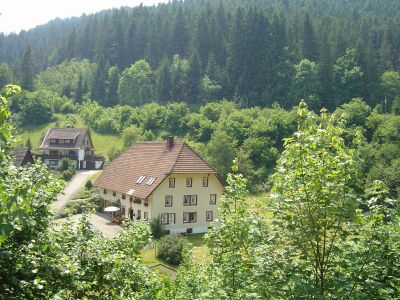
[15,113,123,157]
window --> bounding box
[186,177,192,187]
[103,189,107,195]
[165,195,173,207]
[122,194,126,200]
[59,139,64,144]
[64,139,71,144]
[169,178,175,188]
[113,191,116,197]
[202,177,208,187]
[144,212,148,220]
[183,195,197,206]
[49,160,58,166]
[183,212,197,223]
[146,176,157,185]
[136,175,146,184]
[206,211,213,221]
[137,210,141,220]
[210,194,217,205]
[50,139,57,144]
[129,196,133,202]
[161,213,175,224]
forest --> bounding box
[1,0,400,109]
[1,0,400,298]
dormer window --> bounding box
[65,139,71,144]
[146,176,157,186]
[50,139,57,144]
[136,176,146,184]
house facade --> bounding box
[94,137,224,234]
[37,128,104,170]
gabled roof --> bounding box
[94,141,219,199]
[40,128,90,149]
[12,147,34,166]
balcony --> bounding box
[35,153,78,160]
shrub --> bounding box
[62,169,73,181]
[60,99,77,114]
[150,216,164,239]
[85,180,93,190]
[156,235,191,266]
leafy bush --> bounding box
[150,216,164,239]
[156,235,191,266]
[60,99,77,113]
[85,180,93,189]
[62,169,73,181]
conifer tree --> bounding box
[20,45,34,91]
[188,49,202,102]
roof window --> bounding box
[136,176,146,184]
[146,176,157,185]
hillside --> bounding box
[1,0,400,109]
[15,113,123,157]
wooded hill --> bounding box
[1,0,400,109]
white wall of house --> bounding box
[101,189,151,220]
[78,149,85,161]
[150,173,223,234]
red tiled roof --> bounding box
[94,141,218,199]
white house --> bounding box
[94,137,224,234]
[38,128,104,169]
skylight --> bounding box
[127,189,135,195]
[146,176,157,186]
[136,175,146,184]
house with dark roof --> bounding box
[11,148,35,166]
[94,137,224,234]
[37,128,104,170]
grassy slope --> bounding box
[15,113,123,157]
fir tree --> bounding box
[20,45,34,91]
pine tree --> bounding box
[91,64,107,103]
[319,32,333,109]
[155,58,172,102]
[21,45,34,91]
[188,49,202,102]
[301,14,318,61]
[106,66,120,107]
[75,73,84,103]
[171,6,188,57]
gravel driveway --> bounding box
[51,170,100,215]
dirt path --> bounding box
[51,170,100,215]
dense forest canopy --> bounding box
[1,0,400,109]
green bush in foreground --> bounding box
[156,235,191,266]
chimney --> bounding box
[166,136,174,150]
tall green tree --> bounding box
[270,102,360,297]
[187,49,202,102]
[20,45,34,91]
[118,59,154,105]
[105,65,120,107]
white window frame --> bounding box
[183,212,197,223]
[184,195,197,206]
[206,211,213,221]
[169,178,175,188]
[165,195,173,207]
[144,212,148,220]
[210,194,217,205]
[161,213,175,224]
[202,177,208,187]
[186,177,192,187]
